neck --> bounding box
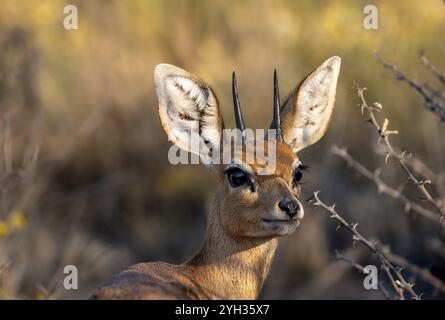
[185,192,278,299]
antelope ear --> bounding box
[154,64,223,159]
[281,56,341,153]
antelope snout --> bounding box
[278,197,304,219]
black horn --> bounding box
[232,71,246,142]
[273,69,283,141]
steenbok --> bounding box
[92,56,341,299]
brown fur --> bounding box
[92,141,297,300]
[92,58,340,300]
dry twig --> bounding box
[335,250,391,299]
[374,53,445,123]
[386,251,445,295]
[373,143,442,189]
[310,191,419,300]
[423,83,445,102]
[331,145,444,227]
[353,83,445,220]
[419,52,445,88]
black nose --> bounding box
[279,198,300,217]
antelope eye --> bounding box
[226,168,249,188]
[292,167,303,185]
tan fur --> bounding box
[92,58,340,300]
[92,142,295,300]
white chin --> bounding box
[262,219,300,236]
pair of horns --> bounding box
[231,70,283,142]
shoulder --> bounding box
[90,262,209,300]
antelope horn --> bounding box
[273,69,283,141]
[232,71,246,142]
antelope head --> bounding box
[154,57,341,239]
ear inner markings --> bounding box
[278,56,341,152]
[178,113,195,121]
[155,64,223,160]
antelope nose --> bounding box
[279,198,300,218]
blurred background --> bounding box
[0,0,444,299]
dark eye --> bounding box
[292,167,303,185]
[226,168,249,188]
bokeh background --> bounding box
[0,0,444,299]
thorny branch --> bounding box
[331,145,444,227]
[423,83,445,102]
[381,262,404,300]
[335,251,391,299]
[353,83,445,221]
[373,143,443,190]
[310,191,419,300]
[386,251,445,295]
[419,52,445,89]
[374,53,445,123]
